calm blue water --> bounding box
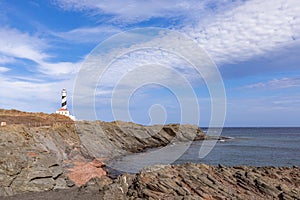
[175,127,300,166]
[108,128,300,173]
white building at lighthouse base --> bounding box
[55,89,76,121]
[55,109,76,121]
[56,108,70,117]
[56,108,76,121]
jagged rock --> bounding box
[100,163,300,200]
[141,164,170,173]
[49,166,63,179]
[1,159,300,200]
[53,177,68,190]
[82,176,113,192]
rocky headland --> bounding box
[0,109,299,199]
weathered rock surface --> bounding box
[0,124,76,196]
[0,110,205,196]
[2,163,299,200]
[76,121,205,159]
[103,163,300,200]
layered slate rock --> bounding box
[2,163,300,200]
[104,163,300,200]
[0,125,75,196]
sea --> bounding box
[107,127,300,174]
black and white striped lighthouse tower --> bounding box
[61,89,67,110]
[56,89,70,117]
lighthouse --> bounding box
[61,89,67,110]
[56,89,70,117]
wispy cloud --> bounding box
[1,0,299,125]
[0,28,48,63]
[225,94,300,126]
[0,66,10,73]
[243,77,300,90]
[0,55,15,64]
[0,72,75,112]
[37,61,80,77]
[186,0,300,64]
[0,26,80,112]
[53,0,300,66]
[52,0,230,25]
[0,27,80,77]
[52,26,121,43]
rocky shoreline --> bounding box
[0,110,299,199]
[3,164,299,200]
[101,163,300,199]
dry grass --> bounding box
[0,109,73,126]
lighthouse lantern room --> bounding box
[56,89,70,117]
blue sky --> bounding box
[0,0,299,127]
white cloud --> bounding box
[0,73,75,112]
[53,0,300,66]
[225,95,300,126]
[0,28,48,63]
[97,49,196,87]
[243,77,300,90]
[1,0,299,125]
[72,28,225,121]
[185,0,300,64]
[38,61,81,76]
[0,66,10,73]
[0,27,81,78]
[53,26,121,43]
[0,55,15,64]
[73,29,217,105]
[52,0,225,24]
[0,27,80,113]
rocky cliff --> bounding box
[0,110,205,196]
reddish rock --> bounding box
[66,159,107,187]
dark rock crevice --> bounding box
[29,176,54,183]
